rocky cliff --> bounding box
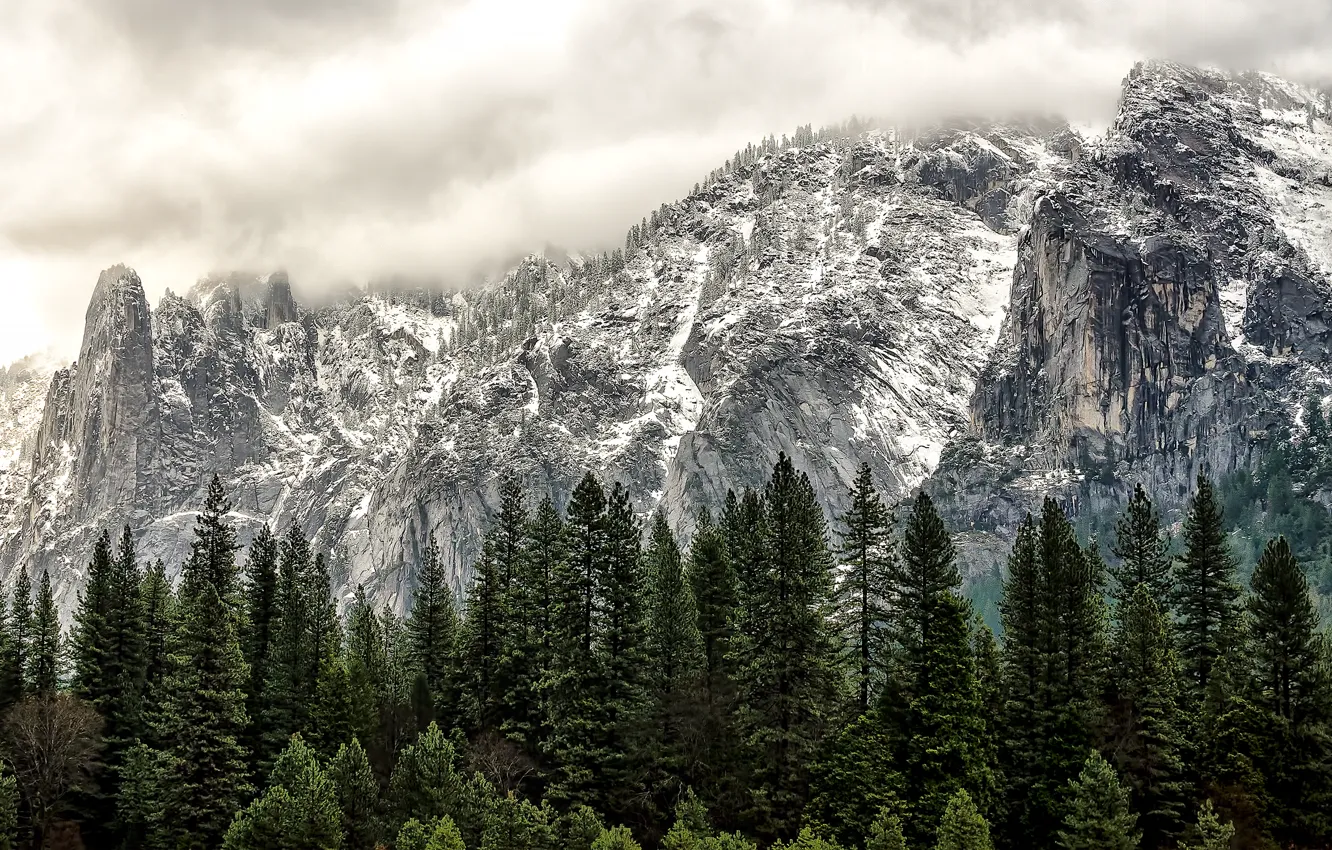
[928,63,1332,574]
[4,61,1331,614]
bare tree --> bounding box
[468,730,536,795]
[3,695,102,849]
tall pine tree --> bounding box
[1110,484,1174,612]
[834,464,893,713]
[1173,475,1240,702]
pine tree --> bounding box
[261,520,316,764]
[387,722,466,833]
[28,569,59,695]
[505,495,563,754]
[9,569,31,701]
[481,792,555,850]
[1110,484,1174,612]
[1055,751,1140,850]
[153,474,252,849]
[0,597,14,714]
[889,492,960,695]
[733,453,843,840]
[546,472,609,809]
[934,790,993,850]
[139,558,173,722]
[222,734,341,850]
[689,509,736,688]
[1180,800,1235,850]
[834,464,894,712]
[463,529,508,734]
[867,807,907,850]
[1246,535,1332,845]
[805,713,902,847]
[240,523,280,754]
[330,737,381,850]
[1174,475,1240,701]
[408,537,460,724]
[304,551,345,754]
[1105,585,1187,850]
[645,510,705,796]
[71,525,146,844]
[998,515,1041,840]
[487,474,530,736]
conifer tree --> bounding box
[689,510,736,688]
[481,792,555,850]
[0,597,14,714]
[934,790,993,850]
[153,475,252,848]
[387,722,466,833]
[1174,475,1240,701]
[260,520,316,764]
[834,464,893,712]
[887,492,962,737]
[867,808,907,850]
[504,495,563,753]
[331,737,381,850]
[463,535,507,734]
[1106,585,1187,850]
[222,734,341,850]
[9,569,31,700]
[71,525,146,844]
[139,558,173,721]
[546,472,609,809]
[486,474,529,734]
[645,510,705,794]
[1110,484,1174,612]
[998,515,1042,840]
[733,453,843,840]
[805,714,902,847]
[240,524,280,744]
[407,537,460,723]
[29,569,59,695]
[1246,535,1332,845]
[1056,751,1140,850]
[1180,800,1235,850]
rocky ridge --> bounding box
[2,61,1330,614]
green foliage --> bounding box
[224,734,341,850]
[1175,475,1241,701]
[29,569,60,695]
[1110,484,1175,610]
[866,808,907,850]
[834,463,894,712]
[388,722,466,832]
[329,738,380,850]
[1055,751,1140,850]
[1180,800,1236,850]
[806,713,903,847]
[0,768,16,850]
[593,825,643,850]
[933,790,992,850]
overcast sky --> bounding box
[2,0,1331,365]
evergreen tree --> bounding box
[139,558,174,721]
[28,569,59,695]
[1105,585,1187,850]
[261,521,316,765]
[222,734,341,850]
[1246,535,1332,844]
[71,525,146,844]
[888,491,958,694]
[866,808,907,850]
[408,538,460,723]
[1174,475,1241,701]
[153,475,252,849]
[1055,751,1140,850]
[546,472,609,809]
[834,464,894,712]
[733,453,843,840]
[330,737,381,850]
[481,792,555,850]
[486,474,530,736]
[689,510,736,688]
[645,510,705,796]
[0,597,14,715]
[240,523,280,753]
[934,790,992,850]
[463,530,508,734]
[1110,484,1174,612]
[805,714,902,847]
[9,569,31,700]
[1180,800,1235,850]
[304,552,345,753]
[505,495,564,754]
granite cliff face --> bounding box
[4,61,1331,612]
[928,63,1332,573]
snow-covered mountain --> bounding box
[3,61,1330,615]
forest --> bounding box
[0,449,1325,850]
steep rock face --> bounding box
[929,62,1332,560]
[2,124,1076,613]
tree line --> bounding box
[0,457,1324,850]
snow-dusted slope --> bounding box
[1,122,1078,614]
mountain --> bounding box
[3,61,1330,616]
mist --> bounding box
[2,0,1330,364]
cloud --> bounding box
[1,0,1331,363]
